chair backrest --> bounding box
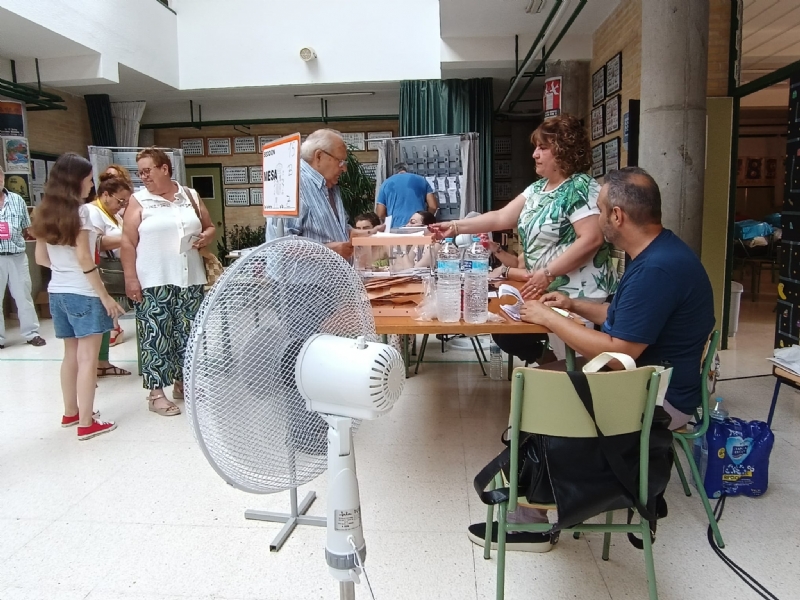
[512,366,658,438]
[692,330,721,437]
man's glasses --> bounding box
[321,150,347,167]
[138,166,163,177]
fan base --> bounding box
[244,488,326,552]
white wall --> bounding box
[0,0,179,87]
[174,0,441,89]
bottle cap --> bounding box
[444,237,453,241]
[472,236,480,241]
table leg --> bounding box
[403,334,410,378]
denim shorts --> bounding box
[50,293,113,339]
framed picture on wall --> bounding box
[208,138,231,156]
[604,137,620,174]
[367,131,392,151]
[180,138,204,157]
[258,135,281,149]
[361,163,378,180]
[249,165,263,184]
[224,188,249,207]
[233,136,257,154]
[606,52,622,96]
[341,132,366,151]
[605,95,621,135]
[223,166,248,185]
[591,144,605,178]
[592,65,606,106]
[250,187,263,206]
[591,105,605,141]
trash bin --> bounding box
[729,281,744,337]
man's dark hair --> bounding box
[604,167,662,226]
[393,162,408,174]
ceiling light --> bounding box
[293,92,375,99]
[525,0,546,14]
[299,47,317,62]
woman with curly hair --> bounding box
[430,114,617,362]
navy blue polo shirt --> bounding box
[602,229,715,414]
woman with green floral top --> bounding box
[430,114,618,362]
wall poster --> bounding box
[249,187,263,206]
[234,136,257,154]
[605,95,621,135]
[543,76,562,118]
[258,135,281,149]
[0,101,25,137]
[223,166,249,185]
[180,138,204,157]
[262,133,301,217]
[605,52,622,97]
[592,65,606,106]
[341,132,366,151]
[225,188,250,207]
[604,137,620,174]
[2,136,30,174]
[591,105,605,141]
[367,131,392,151]
[591,144,605,178]
[249,165,263,184]
[207,138,232,156]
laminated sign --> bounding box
[262,133,301,217]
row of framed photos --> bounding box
[592,52,622,107]
[591,137,620,179]
[180,131,393,157]
[591,95,621,141]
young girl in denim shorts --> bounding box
[32,153,125,440]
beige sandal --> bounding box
[148,394,181,416]
[172,383,184,400]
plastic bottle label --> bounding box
[437,260,460,273]
[464,258,489,272]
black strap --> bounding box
[473,445,513,505]
[566,371,658,523]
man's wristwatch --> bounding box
[501,266,510,278]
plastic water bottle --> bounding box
[463,237,489,324]
[709,397,729,421]
[436,238,462,322]
[489,341,503,380]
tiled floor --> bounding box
[1,301,798,600]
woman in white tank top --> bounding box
[120,148,215,417]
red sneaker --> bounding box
[61,410,101,428]
[77,418,116,440]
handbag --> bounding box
[474,354,674,543]
[184,186,224,289]
[97,252,126,296]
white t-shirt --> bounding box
[86,202,122,258]
[47,204,99,297]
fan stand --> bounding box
[245,487,326,552]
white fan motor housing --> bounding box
[296,334,404,420]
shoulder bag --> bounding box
[184,186,224,290]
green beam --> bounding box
[734,58,800,98]
[140,114,399,130]
[508,0,588,112]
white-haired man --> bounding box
[266,129,365,259]
[0,164,45,349]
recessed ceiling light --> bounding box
[525,0,546,14]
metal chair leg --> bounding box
[602,511,613,561]
[675,434,724,548]
[673,442,692,497]
[507,353,513,381]
[477,337,488,362]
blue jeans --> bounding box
[50,293,113,339]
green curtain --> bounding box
[399,79,493,212]
[84,94,118,146]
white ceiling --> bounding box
[439,0,621,38]
[742,0,800,80]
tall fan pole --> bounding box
[339,582,355,600]
[276,218,285,238]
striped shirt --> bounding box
[0,189,30,254]
[266,159,349,244]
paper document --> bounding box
[767,345,800,376]
[179,233,199,254]
[498,284,524,321]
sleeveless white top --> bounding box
[134,184,206,290]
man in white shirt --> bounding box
[0,164,45,348]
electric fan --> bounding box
[184,237,405,598]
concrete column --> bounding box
[639,0,710,255]
[544,60,590,122]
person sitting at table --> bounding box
[354,212,381,231]
[430,114,617,364]
[393,210,437,270]
[467,167,714,553]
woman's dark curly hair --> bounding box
[530,114,592,177]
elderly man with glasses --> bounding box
[266,129,377,259]
[0,164,45,349]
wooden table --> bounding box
[372,301,558,377]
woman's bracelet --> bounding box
[501,266,510,278]
[452,221,459,237]
[83,266,98,274]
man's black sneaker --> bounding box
[467,522,558,553]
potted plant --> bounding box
[338,147,376,225]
